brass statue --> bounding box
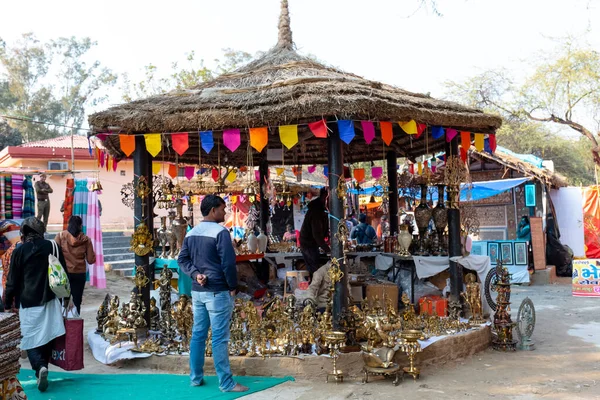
[96,294,110,333]
[102,295,120,336]
[130,223,154,256]
[166,212,178,259]
[461,273,486,325]
[172,295,193,352]
[157,216,169,258]
[170,200,187,258]
[149,297,160,331]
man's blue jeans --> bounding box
[190,290,235,391]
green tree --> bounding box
[121,49,253,102]
[0,33,116,142]
[0,117,23,149]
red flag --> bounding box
[172,133,189,156]
[212,168,219,182]
[416,123,427,139]
[489,135,497,153]
[168,164,178,179]
[309,119,328,138]
[460,147,468,163]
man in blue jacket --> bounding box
[178,195,248,393]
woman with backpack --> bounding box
[5,217,68,392]
[55,216,96,315]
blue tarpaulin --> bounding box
[496,146,543,168]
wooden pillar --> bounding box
[133,135,152,325]
[328,123,347,328]
[386,150,399,235]
[446,136,463,305]
[259,156,270,233]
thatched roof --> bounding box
[470,146,567,188]
[89,0,501,166]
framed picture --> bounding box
[500,242,514,265]
[488,242,499,265]
[514,242,528,265]
[471,241,486,256]
[525,184,536,207]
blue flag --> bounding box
[432,126,444,140]
[337,120,355,144]
[200,130,214,154]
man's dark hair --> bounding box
[359,213,367,223]
[68,215,83,237]
[201,195,226,217]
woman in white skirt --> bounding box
[5,217,67,392]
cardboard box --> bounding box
[365,282,399,311]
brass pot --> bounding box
[361,346,397,369]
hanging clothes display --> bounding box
[22,176,35,218]
[85,178,105,289]
[1,177,5,219]
[72,179,88,221]
[4,176,12,219]
[11,175,23,219]
[62,178,75,230]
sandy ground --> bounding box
[21,274,600,399]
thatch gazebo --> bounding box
[89,0,502,325]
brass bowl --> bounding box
[401,329,424,341]
[361,346,397,368]
[323,331,346,344]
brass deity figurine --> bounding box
[149,297,160,331]
[96,294,110,333]
[461,273,486,325]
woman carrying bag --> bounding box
[5,217,68,392]
[55,216,96,315]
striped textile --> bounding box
[1,177,5,219]
[4,176,12,219]
[22,176,35,218]
[62,178,75,230]
[85,178,105,289]
[11,175,24,219]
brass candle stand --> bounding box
[400,329,423,380]
[324,330,347,383]
[323,258,347,383]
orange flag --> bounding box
[380,121,393,146]
[250,127,269,152]
[168,164,178,179]
[353,168,365,182]
[119,134,136,157]
[460,131,471,153]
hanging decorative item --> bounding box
[413,184,432,256]
[444,156,469,209]
[130,223,154,256]
[431,184,448,256]
[134,175,152,218]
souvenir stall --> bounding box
[85,0,513,380]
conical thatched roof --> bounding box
[90,0,501,166]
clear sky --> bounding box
[1,0,599,119]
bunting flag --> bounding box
[279,125,298,149]
[418,162,423,175]
[446,128,458,142]
[212,168,220,182]
[152,162,161,175]
[353,168,365,182]
[474,133,485,152]
[144,134,162,157]
[323,165,329,177]
[172,132,189,156]
[430,158,437,173]
[292,166,299,176]
[489,135,497,153]
[112,158,118,172]
[105,154,110,171]
[409,164,415,175]
[255,170,260,181]
[398,120,418,135]
[432,126,445,140]
[371,166,383,179]
[226,170,237,183]
[307,165,316,174]
[380,121,393,146]
[200,131,214,154]
[337,120,355,144]
[460,131,471,153]
[184,166,195,180]
[460,147,468,163]
[249,127,269,152]
[223,129,241,152]
[416,123,427,139]
[309,119,328,138]
[276,167,284,176]
[168,164,178,179]
[119,134,136,157]
[99,150,105,168]
[361,121,376,144]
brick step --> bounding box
[102,246,133,255]
[104,253,137,262]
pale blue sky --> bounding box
[1,0,599,121]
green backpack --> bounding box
[48,240,71,298]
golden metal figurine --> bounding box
[461,273,486,325]
[130,223,154,256]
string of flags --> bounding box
[94,118,497,162]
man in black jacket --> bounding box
[299,188,330,278]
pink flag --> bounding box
[223,129,241,152]
[371,166,383,179]
[307,165,316,174]
[255,170,260,181]
[184,166,195,180]
[446,128,458,142]
[361,121,375,144]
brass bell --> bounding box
[92,180,103,192]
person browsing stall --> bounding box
[177,195,248,393]
[299,188,330,278]
[351,213,377,244]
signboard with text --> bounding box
[572,260,600,297]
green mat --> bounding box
[18,369,294,400]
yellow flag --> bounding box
[418,162,423,175]
[279,125,298,150]
[226,170,237,183]
[276,167,284,176]
[474,133,485,151]
[152,162,160,175]
[398,120,418,135]
[144,134,162,157]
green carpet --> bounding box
[18,369,294,400]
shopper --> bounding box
[5,217,67,392]
[299,188,330,278]
[178,195,248,393]
[55,216,96,314]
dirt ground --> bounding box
[21,274,600,399]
